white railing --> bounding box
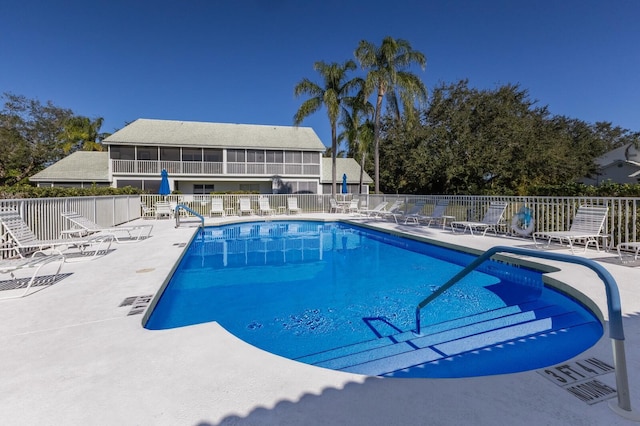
[3,194,640,257]
[112,159,319,176]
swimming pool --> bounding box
[145,221,603,378]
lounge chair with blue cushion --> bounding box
[450,202,508,236]
[61,211,153,243]
[533,205,609,253]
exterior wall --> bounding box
[581,161,640,185]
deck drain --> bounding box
[172,242,187,247]
[135,268,155,273]
[119,294,153,315]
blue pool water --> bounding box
[145,221,603,378]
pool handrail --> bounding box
[414,245,635,418]
[174,204,204,228]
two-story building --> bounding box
[30,118,372,194]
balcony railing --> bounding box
[112,160,320,176]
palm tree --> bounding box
[355,36,428,193]
[60,116,109,154]
[294,60,361,196]
[339,89,374,194]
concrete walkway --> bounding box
[1,213,639,425]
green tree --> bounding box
[0,93,74,185]
[60,116,110,153]
[339,88,374,194]
[355,36,428,193]
[294,60,361,195]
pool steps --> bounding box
[295,301,596,376]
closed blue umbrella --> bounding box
[342,174,348,194]
[159,169,171,196]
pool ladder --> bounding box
[414,245,638,420]
[174,204,204,228]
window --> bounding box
[239,183,260,192]
[182,148,202,161]
[266,150,283,163]
[137,146,158,160]
[247,150,265,163]
[227,149,245,162]
[203,149,222,162]
[160,147,180,161]
[303,152,320,164]
[193,184,215,194]
[285,151,302,163]
[110,145,135,160]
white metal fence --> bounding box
[2,194,640,258]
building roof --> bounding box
[102,118,327,151]
[29,152,110,183]
[321,157,373,184]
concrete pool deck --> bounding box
[1,213,639,425]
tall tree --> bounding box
[355,36,428,193]
[0,93,74,185]
[339,88,374,194]
[60,116,109,153]
[294,60,361,195]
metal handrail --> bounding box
[414,245,634,417]
[174,204,204,228]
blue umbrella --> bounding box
[159,169,171,196]
[342,174,348,194]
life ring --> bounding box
[511,208,535,236]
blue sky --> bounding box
[2,0,638,148]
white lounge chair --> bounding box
[155,201,172,219]
[616,241,640,261]
[0,209,114,261]
[533,205,609,253]
[362,202,388,217]
[403,201,427,224]
[258,198,275,216]
[287,197,302,215]
[238,198,254,216]
[210,198,226,217]
[379,200,404,223]
[61,211,153,243]
[451,202,508,236]
[421,199,456,228]
[0,250,65,300]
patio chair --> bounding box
[0,209,114,261]
[258,198,275,216]
[140,202,155,219]
[420,199,456,228]
[61,211,153,243]
[210,198,226,217]
[533,205,609,254]
[329,198,344,213]
[346,199,360,214]
[450,202,508,236]
[238,198,254,216]
[155,201,172,219]
[287,197,302,215]
[0,250,65,300]
[616,241,640,261]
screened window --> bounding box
[160,147,180,161]
[247,150,265,163]
[266,151,283,163]
[110,145,135,160]
[239,183,260,192]
[193,184,215,194]
[137,146,158,160]
[303,152,320,164]
[285,151,302,163]
[227,149,245,162]
[204,149,222,162]
[182,148,202,161]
